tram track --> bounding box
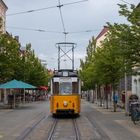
[84,113,110,140]
[15,112,109,140]
[47,118,58,140]
[16,113,81,140]
[47,118,81,140]
[73,119,81,140]
[16,112,48,140]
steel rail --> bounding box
[84,114,110,140]
[73,119,81,140]
[16,112,47,140]
[47,119,58,140]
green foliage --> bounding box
[0,34,50,86]
[0,34,20,83]
[80,3,140,91]
[16,43,49,86]
[79,37,96,90]
[94,36,124,87]
[117,4,140,69]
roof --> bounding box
[0,79,36,89]
[38,86,48,90]
[136,3,140,8]
[0,0,8,10]
[96,26,109,40]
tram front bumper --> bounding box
[56,109,75,115]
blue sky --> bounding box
[4,0,139,69]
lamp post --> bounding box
[124,72,128,115]
[134,79,137,95]
[20,46,26,104]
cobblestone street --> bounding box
[82,100,140,140]
[0,100,140,140]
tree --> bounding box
[80,3,140,111]
[94,35,124,111]
[79,37,96,90]
[101,3,140,111]
[0,16,50,85]
[107,3,140,73]
[18,43,49,86]
[0,33,20,83]
[0,34,49,86]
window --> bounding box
[59,78,72,95]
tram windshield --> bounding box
[59,81,72,95]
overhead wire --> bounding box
[7,0,89,69]
[7,0,90,52]
[7,26,62,33]
[7,26,100,35]
[7,5,57,16]
[7,0,89,43]
[68,29,100,34]
[57,0,67,66]
[7,0,88,16]
[57,0,66,33]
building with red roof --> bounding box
[96,26,109,49]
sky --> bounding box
[3,0,139,70]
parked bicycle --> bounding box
[131,104,140,124]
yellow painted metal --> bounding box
[50,95,81,114]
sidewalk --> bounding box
[0,100,46,110]
[84,100,140,138]
[0,102,8,109]
[90,102,125,114]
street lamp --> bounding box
[20,46,26,104]
[124,72,128,115]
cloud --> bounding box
[74,52,86,60]
[4,0,140,70]
[37,53,47,61]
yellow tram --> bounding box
[50,69,81,116]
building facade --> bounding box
[96,26,109,49]
[95,26,111,107]
[95,26,135,105]
[0,0,8,103]
[0,0,8,33]
[132,68,140,99]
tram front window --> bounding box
[59,82,72,95]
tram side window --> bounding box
[72,82,78,94]
[53,82,59,95]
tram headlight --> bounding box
[63,101,68,107]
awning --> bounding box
[0,79,36,89]
[38,86,48,90]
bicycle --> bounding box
[131,108,140,124]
